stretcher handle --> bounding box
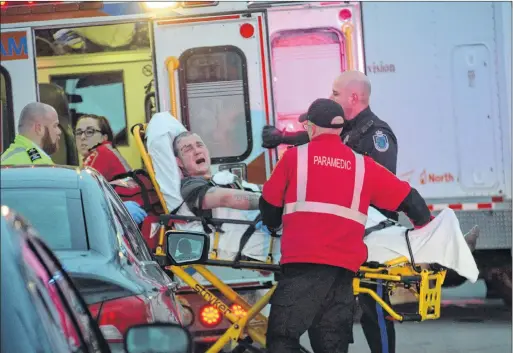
[399,314,422,322]
[160,214,258,226]
[404,228,421,273]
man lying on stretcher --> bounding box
[146,113,479,283]
[172,130,277,262]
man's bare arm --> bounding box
[202,187,260,210]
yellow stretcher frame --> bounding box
[131,123,447,352]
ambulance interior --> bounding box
[34,22,154,168]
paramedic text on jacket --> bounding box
[259,99,433,353]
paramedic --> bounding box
[75,114,132,182]
[73,114,146,224]
[259,98,433,353]
[261,70,400,353]
[1,102,60,165]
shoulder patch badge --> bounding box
[372,130,389,152]
[27,148,42,162]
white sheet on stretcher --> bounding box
[145,114,478,282]
[364,207,479,283]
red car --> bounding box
[1,165,186,353]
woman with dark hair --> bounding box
[75,114,147,225]
[75,114,131,182]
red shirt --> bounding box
[262,134,411,272]
[83,141,131,182]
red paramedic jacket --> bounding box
[262,134,412,272]
[83,141,131,182]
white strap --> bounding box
[296,145,308,202]
[284,201,368,225]
[351,151,365,210]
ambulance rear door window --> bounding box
[0,66,15,154]
[271,28,346,118]
[178,46,252,164]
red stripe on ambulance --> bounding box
[428,200,505,211]
[257,15,274,172]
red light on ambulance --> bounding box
[240,23,255,39]
[199,304,222,327]
[339,9,352,21]
[0,2,6,6]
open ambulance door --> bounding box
[152,11,274,184]
[264,2,365,164]
[0,29,37,154]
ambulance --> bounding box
[1,0,511,343]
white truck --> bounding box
[1,1,511,348]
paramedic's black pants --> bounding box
[267,263,355,353]
[359,281,396,353]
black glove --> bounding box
[262,125,284,148]
[261,125,310,149]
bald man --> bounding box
[1,102,61,165]
[262,71,400,353]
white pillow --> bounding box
[146,111,187,212]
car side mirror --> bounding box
[165,230,210,266]
[124,323,192,353]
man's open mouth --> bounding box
[196,158,206,165]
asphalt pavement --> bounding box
[299,280,512,353]
[342,301,511,353]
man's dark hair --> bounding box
[172,131,195,157]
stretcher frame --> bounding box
[131,123,448,353]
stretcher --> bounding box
[131,122,477,353]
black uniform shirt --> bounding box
[340,106,398,175]
[341,107,399,220]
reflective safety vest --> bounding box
[1,135,54,166]
[283,144,368,226]
[262,134,411,271]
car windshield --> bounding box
[1,189,88,250]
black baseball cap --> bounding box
[298,98,345,128]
